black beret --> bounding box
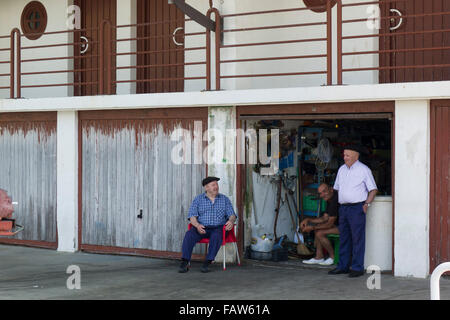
[202,176,220,186]
[343,144,364,154]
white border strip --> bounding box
[1,81,450,112]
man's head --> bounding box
[343,147,360,167]
[202,177,220,197]
[0,189,14,219]
[318,183,333,201]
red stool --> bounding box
[188,223,241,270]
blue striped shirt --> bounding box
[188,193,236,226]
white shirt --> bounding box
[333,160,378,204]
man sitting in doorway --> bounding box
[300,183,339,266]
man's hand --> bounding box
[196,224,206,234]
[190,217,206,234]
[363,203,369,214]
[225,215,236,231]
[225,220,234,231]
[303,226,314,233]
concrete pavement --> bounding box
[0,244,449,300]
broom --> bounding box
[285,193,312,256]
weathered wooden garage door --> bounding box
[0,112,57,248]
[430,102,450,272]
[80,108,207,258]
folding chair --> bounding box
[188,223,241,270]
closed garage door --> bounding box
[79,108,207,258]
[0,112,57,248]
[430,101,450,272]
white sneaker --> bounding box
[319,257,335,266]
[302,258,325,265]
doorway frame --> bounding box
[236,101,396,274]
[429,99,450,273]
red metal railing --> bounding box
[0,31,14,98]
[214,2,333,90]
[1,1,450,99]
[337,0,450,84]
[109,17,208,94]
[1,17,208,98]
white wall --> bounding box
[183,0,211,92]
[116,0,137,95]
[0,0,72,99]
[394,99,430,278]
[218,0,379,90]
[365,196,392,271]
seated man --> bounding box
[179,176,237,273]
[300,183,339,266]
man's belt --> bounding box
[340,201,365,207]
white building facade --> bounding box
[0,0,449,279]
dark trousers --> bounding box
[181,225,223,261]
[337,203,366,272]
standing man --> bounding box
[179,177,237,273]
[328,145,378,278]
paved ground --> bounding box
[0,244,449,300]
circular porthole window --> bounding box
[303,0,337,13]
[21,1,47,40]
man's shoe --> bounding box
[328,267,349,275]
[200,260,212,273]
[178,260,189,273]
[348,270,364,278]
[302,257,325,265]
[319,257,335,266]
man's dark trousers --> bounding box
[181,225,223,261]
[337,203,366,272]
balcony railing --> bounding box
[0,0,449,99]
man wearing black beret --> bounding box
[328,144,378,278]
[179,176,237,273]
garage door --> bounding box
[0,112,57,248]
[430,102,450,272]
[79,108,207,258]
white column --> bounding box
[394,99,430,278]
[57,111,79,252]
[207,106,237,263]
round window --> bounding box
[303,0,337,13]
[21,1,47,40]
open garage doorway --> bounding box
[236,102,394,273]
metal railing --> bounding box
[215,2,333,90]
[110,17,208,94]
[337,0,450,84]
[1,1,450,99]
[1,17,208,98]
[0,30,15,98]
